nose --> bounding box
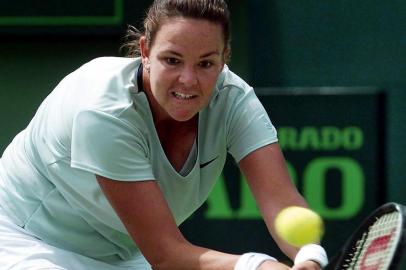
[178,65,198,87]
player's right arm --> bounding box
[96,175,289,270]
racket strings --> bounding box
[342,211,401,270]
[342,232,367,269]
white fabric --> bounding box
[294,244,328,268]
[0,206,151,270]
[0,57,278,264]
[234,252,277,270]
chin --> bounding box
[172,115,194,122]
[170,112,197,122]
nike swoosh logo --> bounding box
[200,156,219,169]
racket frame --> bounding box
[327,202,406,270]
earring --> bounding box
[144,61,151,73]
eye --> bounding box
[166,57,180,65]
[199,60,213,69]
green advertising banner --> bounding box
[180,87,385,262]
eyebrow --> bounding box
[200,51,221,58]
[166,50,220,58]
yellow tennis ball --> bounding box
[274,206,324,248]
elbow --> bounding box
[146,248,174,270]
[149,260,169,270]
[144,239,191,270]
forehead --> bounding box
[151,17,225,53]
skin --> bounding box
[139,17,226,123]
[97,17,321,270]
[138,17,227,171]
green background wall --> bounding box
[1,0,405,266]
[243,0,406,207]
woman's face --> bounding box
[140,17,227,122]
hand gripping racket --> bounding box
[326,202,406,270]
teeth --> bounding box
[173,92,195,100]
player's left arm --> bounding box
[238,142,320,269]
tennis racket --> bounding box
[325,202,406,270]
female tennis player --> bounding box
[0,0,327,269]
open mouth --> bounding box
[172,91,197,100]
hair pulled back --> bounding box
[122,0,231,60]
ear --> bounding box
[139,36,150,66]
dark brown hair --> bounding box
[121,0,231,61]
